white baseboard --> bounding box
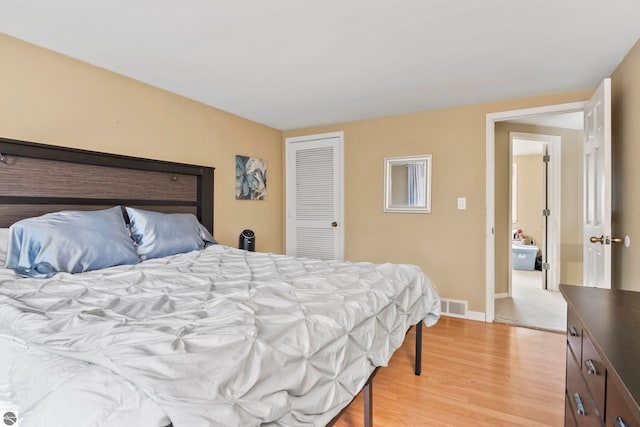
[467,311,486,322]
[441,311,486,322]
[494,293,509,299]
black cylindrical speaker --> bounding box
[239,229,255,252]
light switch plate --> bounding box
[457,197,466,210]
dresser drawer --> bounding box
[606,378,640,427]
[567,308,583,361]
[567,350,603,426]
[582,331,606,413]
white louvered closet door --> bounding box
[286,133,343,260]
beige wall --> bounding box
[513,154,543,247]
[284,90,593,313]
[495,123,584,293]
[611,38,640,291]
[559,128,584,285]
[0,34,284,253]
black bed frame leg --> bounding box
[364,378,373,427]
[415,321,422,376]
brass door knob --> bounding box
[590,235,623,244]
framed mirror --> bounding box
[384,155,432,213]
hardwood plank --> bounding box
[333,316,566,427]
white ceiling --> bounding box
[1,1,639,130]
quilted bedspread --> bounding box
[0,245,440,426]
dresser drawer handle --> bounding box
[584,359,598,375]
[614,416,629,427]
[573,393,586,416]
[569,326,579,337]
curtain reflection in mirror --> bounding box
[407,162,425,207]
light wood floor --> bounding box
[334,316,566,427]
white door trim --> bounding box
[509,131,562,292]
[485,101,585,323]
[285,131,345,259]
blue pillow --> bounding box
[5,207,139,278]
[125,208,216,260]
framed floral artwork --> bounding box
[235,155,267,200]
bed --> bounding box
[0,137,440,427]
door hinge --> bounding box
[543,154,550,163]
[542,262,550,271]
[542,209,550,216]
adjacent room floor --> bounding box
[494,269,567,332]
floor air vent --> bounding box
[440,298,468,318]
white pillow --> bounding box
[0,228,9,267]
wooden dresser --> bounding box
[560,285,640,427]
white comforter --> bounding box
[0,245,440,427]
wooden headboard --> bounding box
[0,137,214,233]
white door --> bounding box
[285,132,344,260]
[583,79,612,288]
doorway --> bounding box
[511,136,547,290]
[495,131,565,331]
[486,102,585,330]
[508,132,561,292]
